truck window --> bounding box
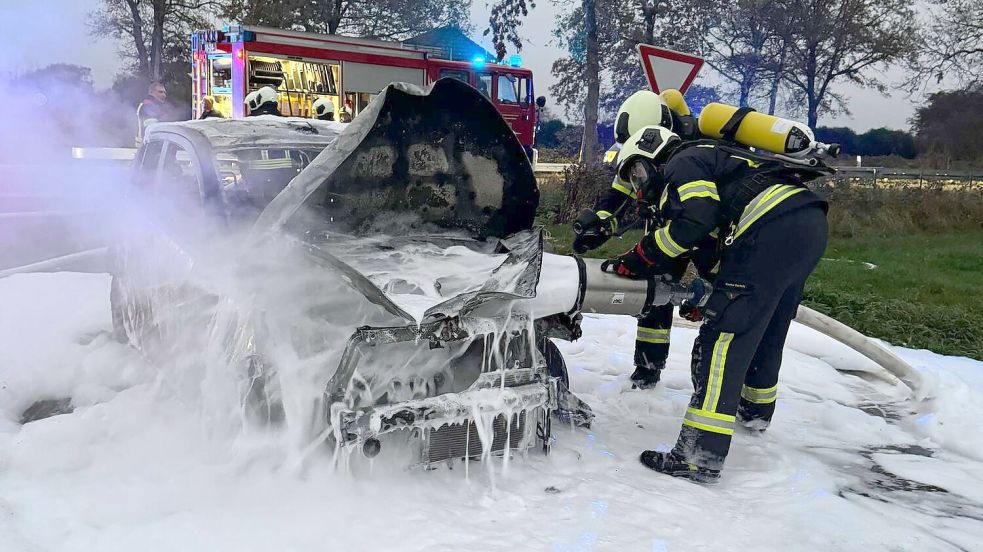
[496,74,519,104]
[517,76,531,106]
[439,69,470,85]
[477,74,492,99]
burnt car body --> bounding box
[111,79,591,467]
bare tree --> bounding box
[224,0,471,40]
[702,0,786,108]
[908,0,983,90]
[780,0,917,128]
[486,0,533,62]
[580,0,601,164]
[90,0,222,82]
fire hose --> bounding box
[579,257,924,397]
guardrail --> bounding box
[531,162,983,187]
[830,166,983,186]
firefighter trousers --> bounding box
[635,257,691,369]
[671,205,828,470]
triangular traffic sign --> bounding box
[636,45,704,94]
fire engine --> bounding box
[191,25,543,153]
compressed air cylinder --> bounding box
[698,103,815,157]
[660,89,691,117]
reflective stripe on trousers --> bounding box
[741,384,778,404]
[636,326,669,344]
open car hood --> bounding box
[252,79,570,325]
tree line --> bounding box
[491,0,983,166]
[22,0,980,166]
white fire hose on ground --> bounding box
[577,257,924,398]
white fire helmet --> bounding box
[313,97,334,118]
[254,86,278,109]
[614,90,673,145]
[244,90,259,114]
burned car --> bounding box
[111,79,594,467]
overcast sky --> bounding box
[1,0,929,131]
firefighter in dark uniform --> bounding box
[573,91,707,389]
[609,120,829,484]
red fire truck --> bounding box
[191,25,542,151]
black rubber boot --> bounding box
[639,450,721,485]
[630,363,663,389]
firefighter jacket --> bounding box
[643,143,827,275]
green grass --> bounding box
[803,230,983,359]
[543,220,983,359]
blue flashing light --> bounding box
[471,56,487,69]
[508,54,522,67]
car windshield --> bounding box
[217,147,325,216]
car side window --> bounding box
[135,141,164,189]
[496,74,519,104]
[158,141,202,207]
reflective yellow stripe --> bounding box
[659,186,669,209]
[248,159,295,169]
[653,224,687,257]
[679,190,721,202]
[741,384,778,404]
[612,180,633,196]
[637,326,670,344]
[604,149,618,163]
[730,154,762,168]
[596,210,618,233]
[683,407,735,435]
[677,180,717,194]
[677,180,720,202]
[702,332,734,412]
[734,185,806,239]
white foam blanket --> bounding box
[2,273,982,551]
[326,235,580,323]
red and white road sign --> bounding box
[636,45,704,94]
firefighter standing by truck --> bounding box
[573,90,709,389]
[135,82,169,147]
[579,93,833,483]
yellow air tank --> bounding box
[698,103,815,157]
[660,89,691,117]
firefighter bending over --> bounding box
[607,109,829,484]
[573,91,708,389]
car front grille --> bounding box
[424,410,529,464]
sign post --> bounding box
[636,45,704,94]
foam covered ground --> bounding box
[1,273,981,551]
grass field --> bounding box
[540,222,983,360]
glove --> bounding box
[679,303,703,322]
[610,241,656,279]
[572,209,615,253]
